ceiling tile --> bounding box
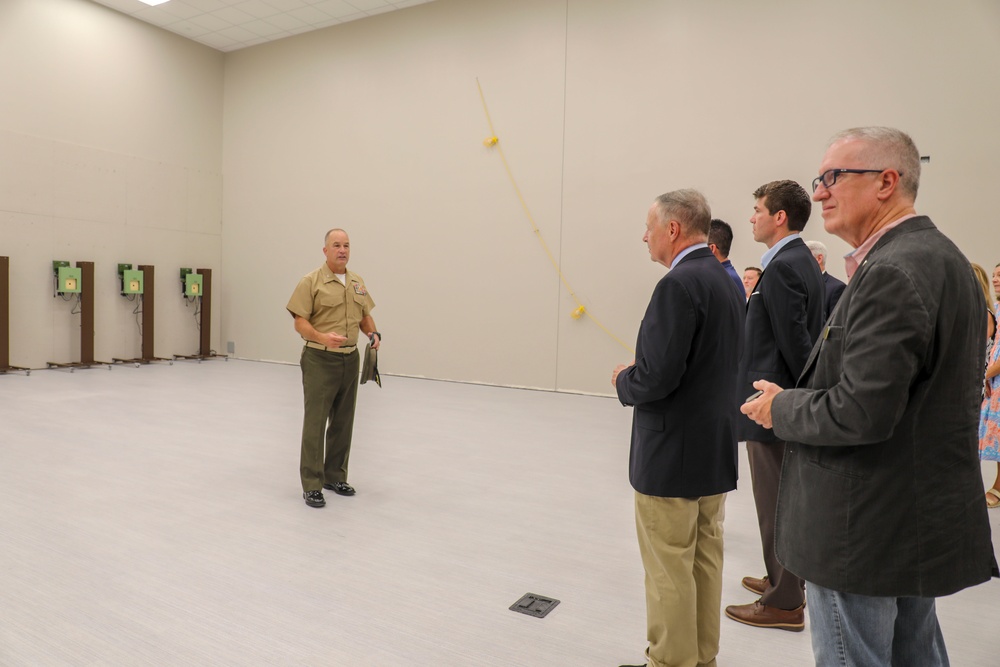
[90,0,144,14]
[261,12,308,30]
[156,1,204,20]
[217,25,260,41]
[287,5,332,22]
[345,0,390,11]
[168,19,213,37]
[197,31,241,49]
[86,0,439,52]
[213,6,258,23]
[188,13,236,31]
[261,0,310,11]
[192,0,233,9]
[338,11,366,22]
[132,7,183,26]
[311,0,357,19]
[239,19,289,37]
[231,0,282,19]
[240,36,273,47]
[311,17,346,29]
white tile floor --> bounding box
[1,360,997,666]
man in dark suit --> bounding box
[743,127,995,665]
[725,180,825,631]
[805,239,847,319]
[613,189,744,667]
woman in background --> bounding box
[975,262,1000,508]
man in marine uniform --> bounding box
[287,228,381,508]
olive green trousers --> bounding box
[299,346,359,492]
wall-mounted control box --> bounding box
[180,268,202,297]
[54,261,82,294]
[122,269,144,295]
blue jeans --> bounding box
[806,582,949,666]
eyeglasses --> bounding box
[811,168,901,193]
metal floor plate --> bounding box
[509,593,560,618]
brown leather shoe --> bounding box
[724,600,804,632]
[741,575,768,596]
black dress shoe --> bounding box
[323,481,356,496]
[303,490,326,507]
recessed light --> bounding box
[138,0,171,6]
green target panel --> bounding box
[54,262,82,294]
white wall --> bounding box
[5,0,998,391]
[0,0,224,368]
[222,0,1000,394]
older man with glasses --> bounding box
[742,127,997,666]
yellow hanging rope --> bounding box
[476,78,635,355]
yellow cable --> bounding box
[476,78,634,355]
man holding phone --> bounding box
[725,180,825,631]
[742,127,995,665]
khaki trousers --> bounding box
[635,491,726,667]
[299,346,359,492]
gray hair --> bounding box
[652,189,711,238]
[828,127,921,201]
[805,239,828,270]
[324,228,348,244]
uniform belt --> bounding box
[304,341,357,353]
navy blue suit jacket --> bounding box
[721,259,747,301]
[616,247,745,497]
[823,272,847,320]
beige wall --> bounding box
[222,0,1000,394]
[3,0,998,390]
[0,0,224,368]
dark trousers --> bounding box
[300,346,359,492]
[747,439,805,610]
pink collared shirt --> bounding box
[844,214,918,279]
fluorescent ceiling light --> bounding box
[137,0,170,6]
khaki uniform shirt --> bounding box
[287,264,375,353]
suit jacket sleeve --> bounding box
[617,277,695,406]
[772,263,930,446]
[763,259,818,380]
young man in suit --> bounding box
[743,127,996,666]
[805,239,847,319]
[725,180,825,631]
[613,190,744,667]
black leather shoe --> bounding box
[303,490,325,507]
[324,481,355,496]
